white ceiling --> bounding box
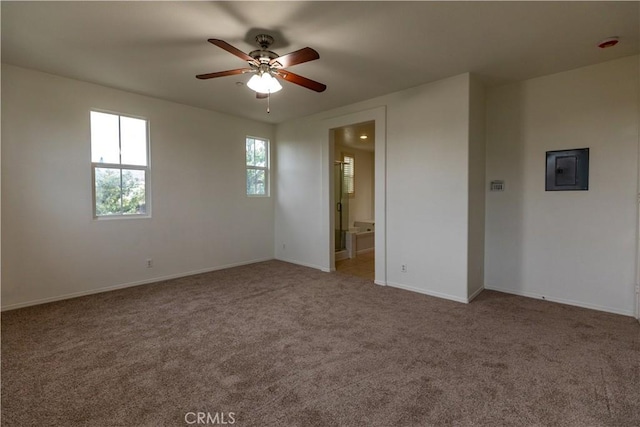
[2,1,638,124]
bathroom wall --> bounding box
[335,144,375,227]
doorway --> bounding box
[323,106,386,285]
[333,121,375,280]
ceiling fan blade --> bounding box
[196,68,250,79]
[256,92,269,99]
[272,47,319,68]
[276,70,327,92]
[208,39,256,63]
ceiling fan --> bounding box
[196,34,327,99]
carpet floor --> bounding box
[2,260,639,426]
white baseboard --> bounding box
[1,257,274,312]
[467,286,485,303]
[376,282,482,303]
[275,256,330,273]
[386,281,469,304]
[374,280,386,286]
[484,284,635,317]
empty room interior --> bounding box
[1,2,639,426]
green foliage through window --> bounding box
[95,168,146,215]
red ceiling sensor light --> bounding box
[598,37,619,49]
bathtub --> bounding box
[346,220,375,258]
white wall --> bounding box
[385,75,471,302]
[467,75,486,300]
[273,115,327,270]
[276,74,474,302]
[485,55,639,316]
[1,65,276,310]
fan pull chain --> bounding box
[267,92,270,114]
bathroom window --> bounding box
[246,136,270,196]
[90,110,150,218]
[342,153,355,197]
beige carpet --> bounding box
[2,260,639,426]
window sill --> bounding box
[93,214,152,221]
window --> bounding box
[342,153,355,197]
[90,111,150,217]
[246,137,269,196]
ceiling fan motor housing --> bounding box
[250,34,279,64]
[249,49,279,63]
[256,34,274,49]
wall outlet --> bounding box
[401,264,407,273]
[146,258,153,268]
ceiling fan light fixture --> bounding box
[247,73,282,94]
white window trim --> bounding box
[342,152,355,198]
[246,136,270,198]
[90,109,151,219]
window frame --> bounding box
[342,152,355,198]
[245,136,270,197]
[90,109,151,219]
